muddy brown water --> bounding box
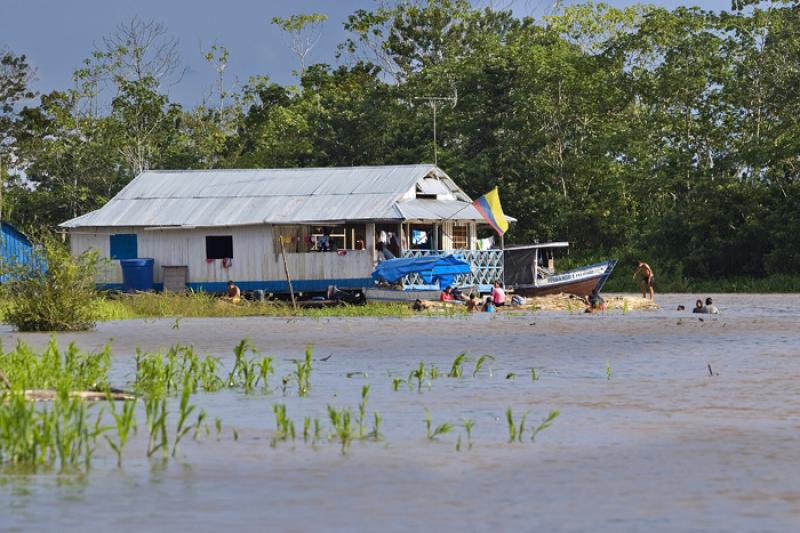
[1,294,799,532]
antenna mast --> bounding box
[414,90,457,166]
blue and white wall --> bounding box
[69,224,376,293]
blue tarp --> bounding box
[371,255,472,289]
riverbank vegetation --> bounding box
[3,1,799,288]
[0,236,101,331]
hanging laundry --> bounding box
[412,230,428,246]
[222,258,232,269]
[477,236,495,250]
[379,231,389,244]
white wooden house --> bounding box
[60,164,509,293]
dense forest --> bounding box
[1,0,799,288]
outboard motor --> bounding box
[327,285,365,305]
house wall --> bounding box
[69,225,375,292]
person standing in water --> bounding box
[633,261,655,301]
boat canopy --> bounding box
[371,255,472,289]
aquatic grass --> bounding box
[228,339,260,391]
[270,405,293,446]
[357,385,370,439]
[606,361,612,380]
[369,412,382,441]
[0,337,112,392]
[461,418,475,449]
[145,396,168,458]
[448,353,467,378]
[327,404,355,454]
[473,355,495,377]
[172,376,206,457]
[408,361,426,392]
[391,377,405,391]
[271,403,295,447]
[313,417,321,444]
[0,387,109,470]
[530,368,539,381]
[292,346,313,397]
[530,410,560,442]
[425,409,453,440]
[104,397,137,467]
[505,408,528,443]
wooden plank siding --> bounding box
[70,225,374,288]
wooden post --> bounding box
[279,235,297,311]
[500,232,505,286]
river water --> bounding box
[1,294,799,532]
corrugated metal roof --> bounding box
[395,198,484,221]
[60,164,510,228]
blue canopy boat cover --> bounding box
[371,255,472,289]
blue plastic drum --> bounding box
[120,258,155,292]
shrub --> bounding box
[0,236,100,331]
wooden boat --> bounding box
[364,286,445,303]
[504,243,616,299]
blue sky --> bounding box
[1,0,732,105]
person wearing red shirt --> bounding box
[440,286,455,302]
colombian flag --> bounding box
[472,187,509,236]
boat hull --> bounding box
[365,287,443,302]
[512,260,617,299]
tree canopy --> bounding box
[3,1,800,284]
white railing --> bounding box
[400,249,504,290]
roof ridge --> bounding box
[143,164,435,174]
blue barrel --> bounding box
[120,258,155,292]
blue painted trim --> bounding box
[98,278,371,294]
[99,283,164,292]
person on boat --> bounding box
[440,286,456,302]
[633,261,655,301]
[704,297,719,314]
[490,281,506,307]
[692,299,704,313]
[223,280,241,303]
[585,288,606,313]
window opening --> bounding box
[206,236,233,259]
